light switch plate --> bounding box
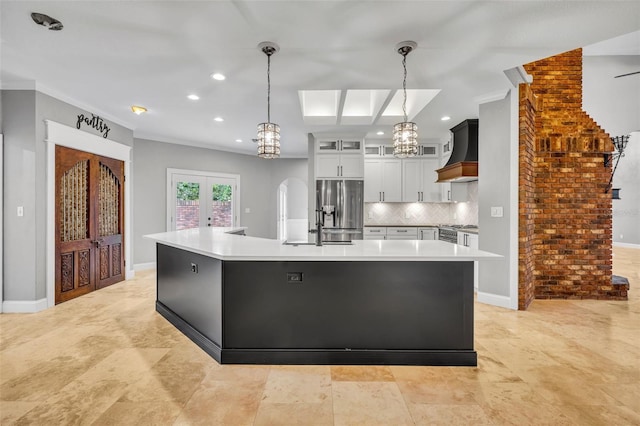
[368,211,374,219]
[245,208,250,213]
[404,211,410,219]
[491,206,504,217]
[17,206,24,217]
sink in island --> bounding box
[145,227,500,366]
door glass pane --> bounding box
[210,183,233,227]
[175,181,201,230]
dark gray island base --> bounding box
[156,243,477,366]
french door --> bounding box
[55,146,124,304]
[169,171,238,231]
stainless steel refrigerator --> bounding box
[316,179,364,242]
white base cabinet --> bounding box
[386,227,418,240]
[363,227,387,240]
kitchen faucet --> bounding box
[315,207,324,246]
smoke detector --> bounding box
[31,12,64,31]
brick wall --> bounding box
[176,200,200,230]
[518,49,623,305]
[175,200,232,229]
[518,84,538,310]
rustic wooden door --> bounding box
[55,146,124,304]
[95,155,125,288]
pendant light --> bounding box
[257,42,280,159]
[393,41,418,158]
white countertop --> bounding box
[145,227,501,262]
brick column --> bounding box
[518,49,621,305]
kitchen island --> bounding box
[145,227,500,366]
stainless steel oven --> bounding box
[438,226,459,244]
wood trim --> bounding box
[436,162,478,182]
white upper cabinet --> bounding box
[439,147,452,202]
[402,158,440,202]
[316,139,363,154]
[402,159,421,202]
[339,154,365,178]
[421,158,441,202]
[315,138,364,179]
[316,154,364,178]
[364,159,402,202]
[364,144,395,157]
[418,144,439,158]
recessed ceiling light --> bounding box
[214,117,224,122]
[187,94,200,100]
[441,116,451,121]
[235,139,243,143]
[131,105,147,115]
[376,131,384,136]
[211,73,226,81]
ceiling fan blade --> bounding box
[614,71,640,78]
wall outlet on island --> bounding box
[368,211,374,219]
[404,211,410,219]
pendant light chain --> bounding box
[256,42,280,159]
[267,51,271,124]
[402,52,408,123]
[392,41,418,159]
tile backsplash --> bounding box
[365,182,478,226]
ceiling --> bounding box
[1,1,639,158]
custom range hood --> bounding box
[436,119,479,182]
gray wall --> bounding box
[2,90,37,300]
[133,138,307,265]
[478,91,514,298]
[611,131,639,245]
[583,55,640,245]
[2,89,133,302]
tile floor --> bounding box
[1,247,638,425]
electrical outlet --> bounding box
[404,211,410,219]
[368,211,374,219]
[620,234,623,240]
[190,263,198,273]
[17,206,24,217]
[491,206,504,217]
[245,207,250,213]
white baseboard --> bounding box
[613,242,640,249]
[2,298,48,313]
[477,292,516,310]
[134,262,156,271]
[125,269,135,280]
